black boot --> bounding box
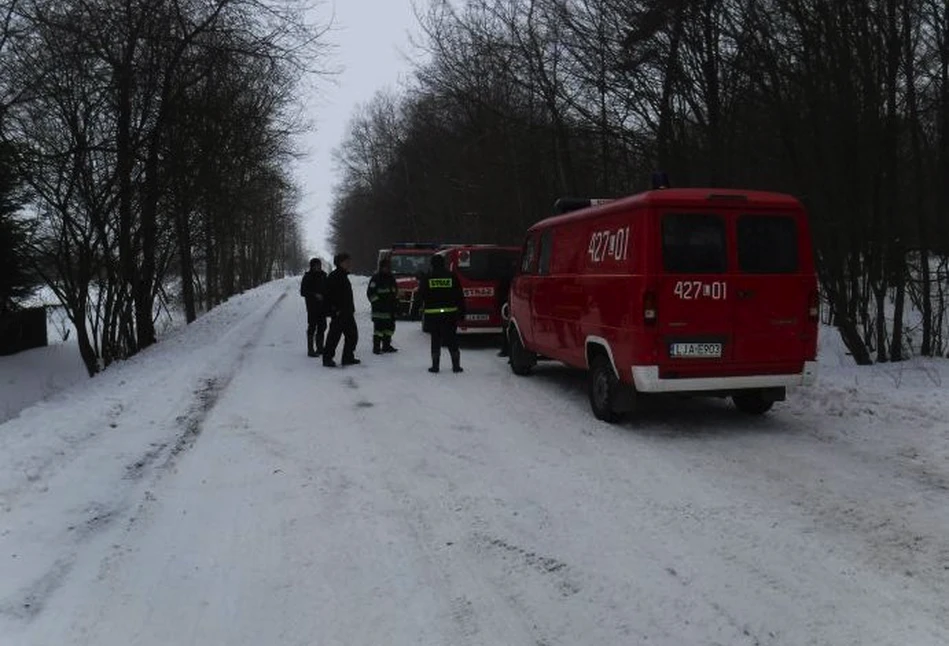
[428,351,440,373]
[382,337,398,353]
[450,349,463,373]
[307,332,318,357]
[372,337,382,355]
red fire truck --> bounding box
[435,245,521,334]
[507,188,819,422]
[379,243,442,319]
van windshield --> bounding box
[662,213,727,273]
[456,249,520,282]
[737,215,799,273]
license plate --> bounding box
[669,342,722,358]
[466,314,490,322]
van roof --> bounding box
[437,244,521,252]
[529,188,803,231]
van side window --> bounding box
[737,215,799,274]
[521,235,537,273]
[662,214,727,273]
[538,230,553,275]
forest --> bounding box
[329,0,949,365]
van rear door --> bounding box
[730,212,810,368]
[656,212,734,367]
[455,248,519,330]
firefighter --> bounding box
[367,256,398,354]
[418,253,465,373]
[322,252,360,367]
[300,257,328,357]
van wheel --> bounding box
[509,332,535,376]
[589,355,622,423]
[733,392,774,415]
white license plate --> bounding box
[466,314,490,322]
[669,342,722,358]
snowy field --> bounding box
[1,277,948,645]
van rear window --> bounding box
[737,215,798,274]
[457,249,520,281]
[662,214,727,273]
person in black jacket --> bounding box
[418,254,465,373]
[322,253,360,367]
[300,258,328,357]
[367,257,398,354]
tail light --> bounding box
[807,290,819,322]
[643,290,657,325]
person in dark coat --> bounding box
[496,272,513,358]
[300,258,328,357]
[367,257,398,354]
[418,254,465,373]
[322,253,360,367]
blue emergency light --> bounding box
[651,171,671,189]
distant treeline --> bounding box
[328,0,949,364]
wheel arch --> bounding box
[585,335,618,376]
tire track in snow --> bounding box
[128,289,288,477]
[0,286,289,628]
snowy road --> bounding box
[2,278,949,645]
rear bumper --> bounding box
[632,361,817,394]
[457,326,502,335]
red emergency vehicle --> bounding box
[435,245,521,334]
[379,243,441,319]
[506,188,819,422]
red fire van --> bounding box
[506,188,819,422]
[436,245,521,334]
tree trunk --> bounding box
[177,206,197,323]
[135,130,160,349]
[115,63,139,356]
[657,5,685,173]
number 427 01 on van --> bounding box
[505,188,819,423]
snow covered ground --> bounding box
[1,277,948,645]
[1,287,187,425]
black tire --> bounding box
[589,355,622,423]
[732,391,774,415]
[509,330,535,376]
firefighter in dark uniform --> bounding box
[300,258,328,357]
[322,252,360,367]
[419,254,465,373]
[367,257,398,354]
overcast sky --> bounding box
[298,0,423,260]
